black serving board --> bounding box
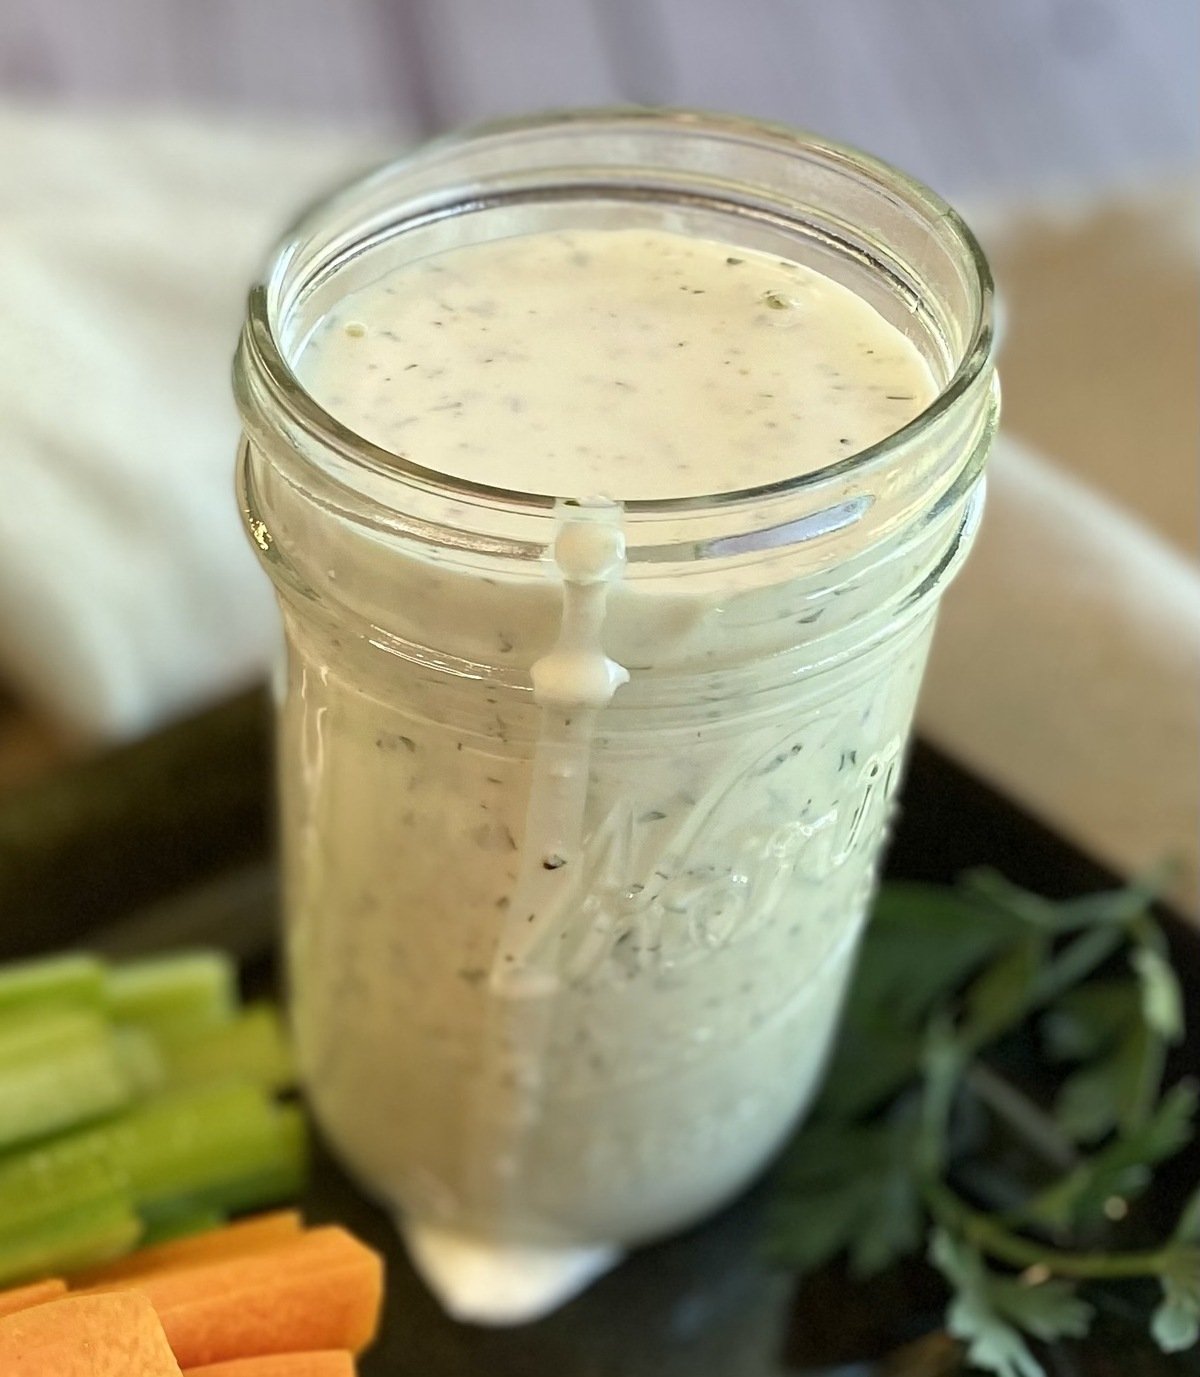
[0,689,1196,1376]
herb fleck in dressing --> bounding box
[284,227,940,1322]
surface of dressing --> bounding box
[296,229,934,498]
[282,227,941,1324]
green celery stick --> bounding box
[104,951,236,1036]
[0,1007,134,1150]
[114,1082,293,1210]
[139,1205,226,1247]
[0,1083,303,1275]
[0,1150,122,1237]
[0,1154,140,1285]
[0,953,104,1014]
[112,1025,168,1098]
[131,1092,308,1222]
[0,1193,141,1286]
[189,1104,307,1217]
[155,1004,294,1093]
[0,1082,305,1226]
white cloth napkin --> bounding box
[0,105,1195,911]
[919,436,1200,913]
[0,105,389,740]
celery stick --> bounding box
[104,951,236,1036]
[156,1004,294,1093]
[0,1150,122,1236]
[0,1088,301,1277]
[190,1104,308,1217]
[0,1154,140,1285]
[0,1194,141,1286]
[0,1008,133,1149]
[0,953,104,1014]
[111,1083,287,1208]
[0,1005,102,1066]
[139,1206,226,1247]
[112,1025,168,1098]
[0,1082,303,1221]
[128,1088,308,1222]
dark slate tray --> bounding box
[0,689,1195,1376]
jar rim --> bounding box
[240,105,995,525]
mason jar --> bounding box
[234,109,997,1265]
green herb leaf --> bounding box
[772,870,1197,1367]
[964,867,1162,935]
[930,1229,1091,1377]
[1051,864,1172,928]
[818,883,1026,1121]
[1042,982,1135,1063]
[1045,975,1174,1141]
[1030,925,1127,1008]
[1150,1248,1200,1353]
[1054,1017,1160,1144]
[767,1177,879,1274]
[985,1273,1093,1344]
[960,934,1046,1049]
[1054,1049,1133,1144]
[917,1017,967,1178]
[769,1111,924,1277]
[960,871,1065,934]
[1175,1183,1200,1244]
[1131,946,1184,1043]
[842,884,1013,1032]
[1020,1081,1197,1233]
[1151,1188,1200,1351]
[817,1026,925,1122]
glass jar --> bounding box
[234,109,997,1255]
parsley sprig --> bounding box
[769,870,1198,1375]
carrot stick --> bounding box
[82,1226,382,1369]
[0,1277,67,1318]
[183,1354,355,1377]
[0,1290,182,1375]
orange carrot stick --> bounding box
[71,1213,303,1287]
[0,1291,181,1376]
[183,1354,355,1377]
[0,1278,67,1318]
[83,1226,382,1369]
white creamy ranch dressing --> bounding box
[286,227,939,1322]
[297,229,933,498]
